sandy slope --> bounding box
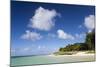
[48,52,95,57]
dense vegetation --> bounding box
[59,31,95,52]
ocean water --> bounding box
[11,55,95,66]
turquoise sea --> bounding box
[11,54,95,66]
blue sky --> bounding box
[11,1,95,56]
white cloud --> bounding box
[57,29,74,40]
[84,15,95,32]
[23,47,30,51]
[29,6,58,31]
[38,45,46,50]
[75,33,86,39]
[21,30,42,41]
[38,45,41,49]
[20,45,36,52]
[78,25,82,28]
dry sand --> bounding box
[48,52,95,57]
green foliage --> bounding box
[59,31,95,52]
[54,52,77,55]
[59,43,87,52]
[85,32,95,50]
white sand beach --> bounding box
[11,52,95,66]
[48,52,95,57]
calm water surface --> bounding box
[11,55,95,66]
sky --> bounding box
[11,1,95,56]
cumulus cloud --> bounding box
[78,25,83,28]
[84,15,95,32]
[75,33,86,39]
[57,29,74,40]
[37,45,46,51]
[23,47,30,51]
[29,6,58,31]
[21,30,42,41]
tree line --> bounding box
[59,31,95,52]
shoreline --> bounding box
[11,51,95,58]
[48,51,95,57]
[11,51,95,66]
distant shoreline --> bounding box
[11,51,95,58]
[11,54,50,58]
